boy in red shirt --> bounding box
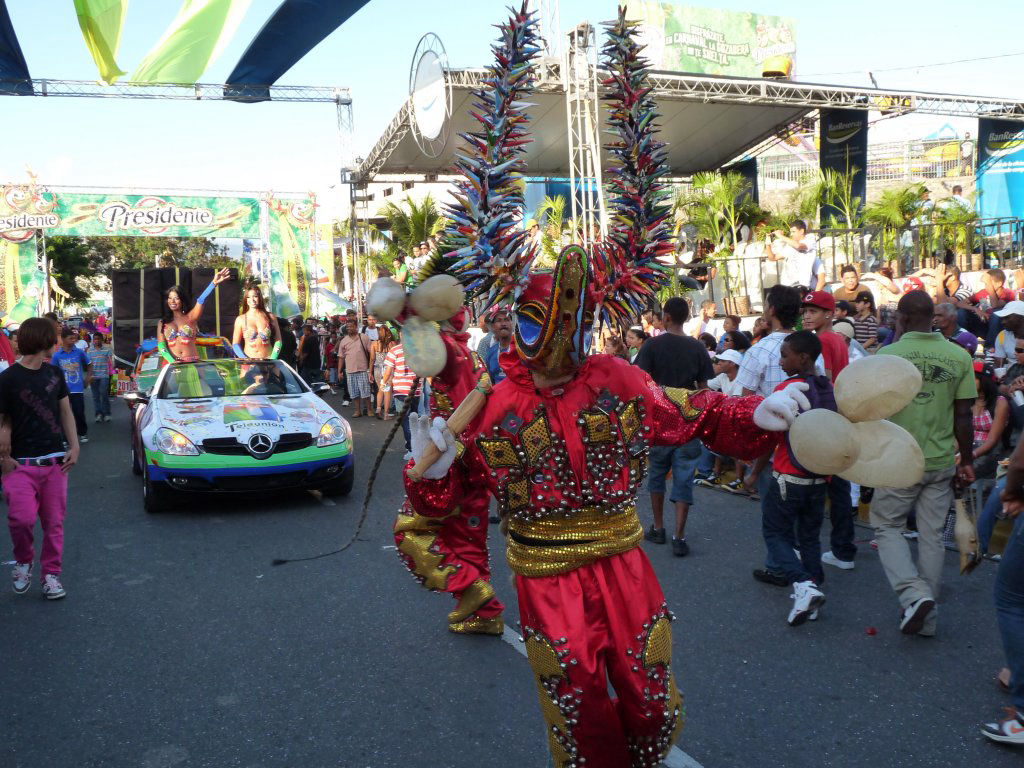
[801,290,858,570]
[762,330,837,625]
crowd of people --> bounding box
[599,250,1024,744]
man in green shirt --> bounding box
[874,290,976,637]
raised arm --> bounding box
[186,267,231,324]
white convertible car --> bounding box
[126,359,353,512]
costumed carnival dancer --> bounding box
[364,6,814,766]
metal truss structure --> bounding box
[563,23,606,248]
[0,78,347,103]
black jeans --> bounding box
[68,392,87,437]
[762,475,826,584]
[827,475,858,561]
[393,395,411,451]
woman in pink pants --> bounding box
[0,317,80,600]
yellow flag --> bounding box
[74,0,128,84]
[130,0,251,84]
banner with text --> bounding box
[624,2,796,77]
[978,118,1024,220]
[818,109,868,226]
[0,189,260,240]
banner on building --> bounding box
[818,109,868,226]
[978,118,1024,220]
[624,2,796,78]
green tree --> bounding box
[532,195,568,268]
[46,236,94,302]
[85,236,225,272]
[378,194,446,257]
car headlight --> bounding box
[317,417,347,447]
[154,427,199,456]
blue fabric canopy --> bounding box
[0,0,31,94]
[224,0,370,102]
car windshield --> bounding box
[157,361,307,400]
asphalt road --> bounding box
[1,393,1020,768]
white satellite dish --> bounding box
[409,33,451,158]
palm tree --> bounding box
[532,195,568,268]
[863,183,926,268]
[378,194,446,258]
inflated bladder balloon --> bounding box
[789,409,861,475]
[401,316,447,377]
[366,277,407,322]
[839,420,924,487]
[409,274,465,322]
[834,356,922,422]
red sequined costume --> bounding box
[405,347,774,767]
[393,323,505,634]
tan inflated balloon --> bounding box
[366,277,407,321]
[789,409,861,475]
[401,316,447,377]
[409,274,465,322]
[839,420,924,487]
[834,356,922,422]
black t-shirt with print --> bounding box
[634,332,715,389]
[0,363,69,458]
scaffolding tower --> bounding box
[563,23,606,250]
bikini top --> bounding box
[165,324,195,342]
[246,325,273,344]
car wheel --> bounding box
[143,466,169,513]
[131,441,143,476]
[321,463,354,497]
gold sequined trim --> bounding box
[642,617,673,669]
[478,437,522,469]
[519,413,553,466]
[506,477,530,511]
[663,387,703,421]
[581,409,613,444]
[448,614,504,635]
[525,631,576,767]
[619,399,642,443]
[433,391,454,415]
[447,579,496,623]
[394,508,460,591]
[505,504,643,577]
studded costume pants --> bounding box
[516,547,683,768]
[393,491,505,621]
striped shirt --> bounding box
[851,314,878,347]
[87,345,114,376]
[384,344,415,397]
[735,331,788,396]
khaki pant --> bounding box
[869,466,955,634]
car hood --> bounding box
[152,394,338,443]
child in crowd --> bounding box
[0,317,80,600]
[761,329,837,625]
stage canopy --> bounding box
[355,62,1024,182]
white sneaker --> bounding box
[788,580,825,626]
[95,414,102,423]
[342,400,351,406]
[900,597,935,635]
[79,435,89,444]
[403,451,414,462]
[41,573,66,600]
[822,551,855,570]
[103,415,111,422]
[12,562,31,594]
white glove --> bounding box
[753,382,811,431]
[409,413,457,480]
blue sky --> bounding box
[3,0,1024,197]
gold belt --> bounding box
[505,504,642,577]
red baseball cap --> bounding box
[802,291,835,312]
[902,277,926,293]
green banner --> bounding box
[266,195,316,318]
[625,2,797,78]
[0,237,44,325]
[0,189,260,239]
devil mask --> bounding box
[513,244,594,378]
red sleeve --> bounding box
[642,383,777,462]
[971,290,985,302]
[820,332,849,382]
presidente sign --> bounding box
[0,186,261,240]
[624,2,797,77]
